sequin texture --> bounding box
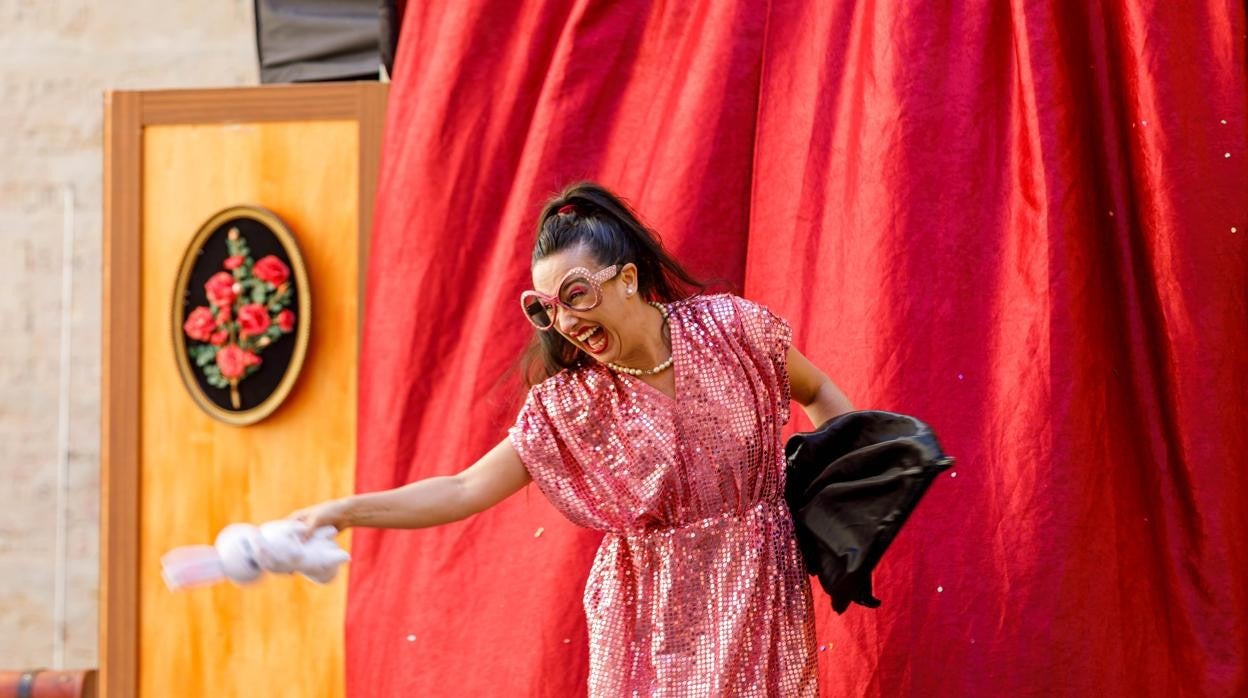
[509,294,818,696]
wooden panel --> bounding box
[137,121,359,698]
[101,90,141,698]
[355,84,388,326]
[139,84,367,125]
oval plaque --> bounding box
[172,205,311,425]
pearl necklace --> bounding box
[605,302,674,376]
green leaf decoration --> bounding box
[251,286,267,304]
[195,347,217,366]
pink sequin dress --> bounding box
[509,293,819,697]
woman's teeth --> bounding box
[578,327,608,353]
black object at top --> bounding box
[784,410,954,614]
[254,0,384,83]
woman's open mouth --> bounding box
[576,326,609,355]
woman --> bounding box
[290,181,854,696]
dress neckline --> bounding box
[618,301,679,402]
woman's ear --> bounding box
[619,263,639,296]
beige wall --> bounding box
[0,1,258,668]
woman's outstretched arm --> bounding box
[288,438,531,532]
[787,346,855,427]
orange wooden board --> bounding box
[138,121,358,698]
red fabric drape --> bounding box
[353,2,1247,695]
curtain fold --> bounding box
[352,1,1247,695]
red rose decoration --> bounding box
[252,255,290,287]
[183,306,216,342]
[217,345,262,380]
[237,303,270,338]
[216,345,247,379]
[185,228,297,410]
[205,272,238,308]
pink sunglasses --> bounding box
[520,265,619,330]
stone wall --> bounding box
[0,0,257,668]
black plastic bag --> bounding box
[785,410,954,613]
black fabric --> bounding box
[254,0,381,83]
[379,0,401,76]
[784,410,953,613]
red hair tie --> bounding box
[557,204,576,215]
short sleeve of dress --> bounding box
[507,381,606,528]
[730,295,793,362]
[508,386,564,480]
[728,295,794,425]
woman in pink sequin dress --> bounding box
[291,182,854,697]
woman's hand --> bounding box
[287,498,354,536]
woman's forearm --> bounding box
[315,439,530,532]
[787,346,854,427]
[342,475,472,530]
[801,379,854,427]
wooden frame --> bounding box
[171,205,314,425]
[101,82,387,698]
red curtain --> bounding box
[352,2,1248,695]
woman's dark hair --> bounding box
[521,181,704,385]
